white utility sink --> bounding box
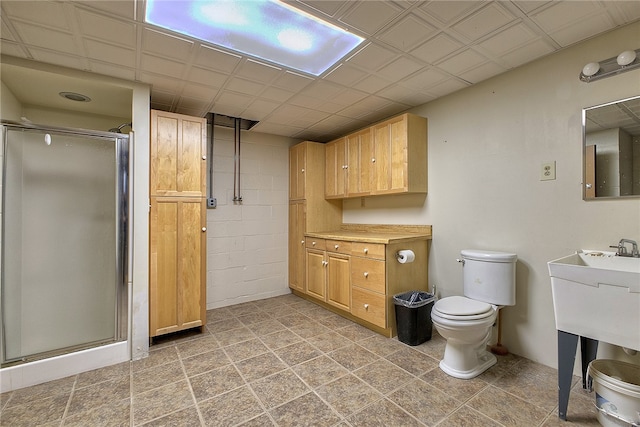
[548,250,640,351]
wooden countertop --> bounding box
[305,224,432,244]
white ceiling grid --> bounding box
[1,0,639,141]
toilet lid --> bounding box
[433,296,493,320]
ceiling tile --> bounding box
[271,71,314,92]
[338,1,404,35]
[287,94,326,109]
[417,1,482,25]
[401,68,450,91]
[377,56,425,80]
[225,77,267,97]
[214,91,253,112]
[150,90,176,106]
[195,45,242,73]
[29,48,87,70]
[242,99,282,120]
[2,1,71,31]
[301,80,345,102]
[84,39,136,68]
[346,42,398,71]
[235,60,282,84]
[324,64,368,86]
[188,66,228,88]
[530,1,601,33]
[477,23,538,56]
[331,88,369,106]
[75,9,136,47]
[12,22,80,55]
[426,78,470,97]
[141,54,186,79]
[0,41,28,58]
[378,15,437,51]
[452,3,516,41]
[495,38,555,68]
[547,13,614,47]
[89,61,136,81]
[296,0,348,17]
[251,122,305,137]
[259,87,296,103]
[411,34,464,64]
[139,71,182,93]
[181,83,219,100]
[511,1,554,14]
[353,75,393,94]
[73,1,135,19]
[142,29,194,62]
[177,96,210,111]
[459,61,506,83]
[437,49,488,74]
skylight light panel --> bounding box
[145,0,364,76]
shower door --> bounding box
[1,124,128,364]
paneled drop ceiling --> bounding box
[1,1,639,141]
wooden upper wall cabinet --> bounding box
[325,113,427,199]
[371,113,427,195]
[150,110,207,197]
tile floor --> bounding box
[1,294,600,426]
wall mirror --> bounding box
[583,95,640,199]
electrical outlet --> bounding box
[207,198,217,208]
[541,161,556,181]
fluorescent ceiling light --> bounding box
[145,0,364,76]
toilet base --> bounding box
[439,348,496,380]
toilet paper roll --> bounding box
[396,250,415,264]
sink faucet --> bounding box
[610,239,640,257]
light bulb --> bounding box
[582,62,600,77]
[617,50,636,66]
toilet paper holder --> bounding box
[396,249,415,264]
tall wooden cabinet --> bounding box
[149,110,207,338]
[288,142,342,293]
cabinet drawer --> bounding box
[305,238,326,251]
[351,242,385,260]
[327,240,351,255]
[351,287,386,328]
[351,257,385,293]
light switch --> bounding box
[541,161,556,181]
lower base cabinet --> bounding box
[295,229,430,338]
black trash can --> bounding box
[393,291,435,346]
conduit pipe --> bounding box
[232,117,242,202]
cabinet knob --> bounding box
[202,155,206,160]
[323,261,328,267]
[301,168,305,173]
[371,158,376,163]
[202,227,207,232]
[344,165,348,169]
[364,272,369,278]
[364,304,369,310]
[334,244,339,250]
[312,241,316,246]
[301,240,305,245]
[364,248,368,254]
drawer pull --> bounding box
[301,168,305,173]
[364,304,369,310]
[312,241,316,246]
[363,272,369,278]
[322,261,328,267]
[364,248,368,254]
[301,240,305,245]
[334,244,339,250]
[202,227,207,232]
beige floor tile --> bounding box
[306,331,353,353]
[316,374,382,417]
[388,377,461,426]
[250,369,310,408]
[182,348,231,377]
[336,323,377,342]
[6,375,76,406]
[354,359,415,395]
[133,380,194,425]
[275,312,309,327]
[0,393,70,427]
[420,366,489,402]
[385,346,439,376]
[68,375,130,415]
[213,326,257,347]
[237,413,276,426]
[76,361,131,388]
[467,385,549,427]
[259,329,304,351]
[287,321,331,339]
[269,392,341,427]
[198,386,264,427]
[132,346,179,373]
[291,355,350,389]
[235,352,287,382]
[189,364,245,401]
[138,405,201,427]
[347,398,423,427]
[175,335,219,359]
[250,319,287,336]
[437,405,503,427]
[226,302,262,317]
[223,338,269,363]
[329,343,378,370]
[132,361,185,395]
[63,398,131,427]
[273,341,321,366]
[357,334,406,357]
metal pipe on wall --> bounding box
[233,117,242,203]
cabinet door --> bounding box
[150,110,206,197]
[372,114,407,194]
[288,201,306,292]
[327,253,350,311]
[325,138,346,198]
[289,143,306,200]
[346,129,372,197]
[149,197,206,337]
[306,249,326,301]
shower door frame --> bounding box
[0,121,130,365]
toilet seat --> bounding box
[433,296,494,321]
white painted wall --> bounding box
[343,21,640,370]
[206,126,296,308]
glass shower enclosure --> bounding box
[1,123,129,365]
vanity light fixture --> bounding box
[579,48,640,82]
[145,0,364,76]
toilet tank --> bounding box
[461,249,517,306]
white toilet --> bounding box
[431,249,517,379]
